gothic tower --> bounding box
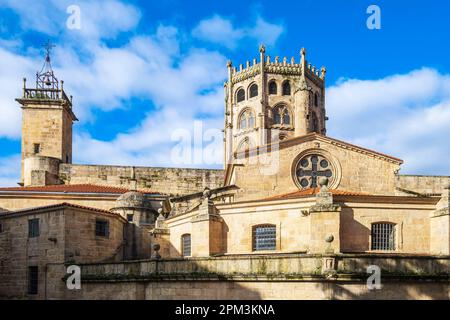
[16,42,77,186]
[223,46,327,167]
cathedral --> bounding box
[0,45,449,300]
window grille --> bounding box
[181,234,191,257]
[95,219,109,237]
[28,218,39,238]
[268,81,277,95]
[252,225,276,251]
[371,223,396,250]
[249,84,258,98]
[236,89,245,102]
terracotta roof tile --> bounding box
[263,188,369,201]
[0,202,125,221]
[0,184,163,195]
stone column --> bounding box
[430,184,450,254]
[150,209,170,259]
[308,178,341,254]
[191,189,225,257]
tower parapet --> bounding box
[223,46,328,167]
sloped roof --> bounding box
[0,202,126,222]
[262,188,369,201]
[0,184,163,195]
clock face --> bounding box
[295,154,333,189]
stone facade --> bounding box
[59,164,224,196]
[0,204,125,299]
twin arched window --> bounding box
[235,84,258,103]
[252,224,276,251]
[272,105,291,126]
[238,109,256,130]
[268,80,291,96]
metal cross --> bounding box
[43,40,55,61]
[296,156,332,188]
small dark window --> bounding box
[236,88,245,103]
[252,224,276,251]
[127,214,134,222]
[314,93,319,106]
[0,223,3,233]
[95,219,109,237]
[28,218,39,238]
[28,266,38,295]
[181,234,191,257]
[33,143,40,154]
[311,113,319,133]
[268,81,277,95]
[371,223,396,250]
[66,155,69,163]
[249,84,258,98]
[282,81,291,95]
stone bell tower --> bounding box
[16,41,77,186]
[223,45,327,167]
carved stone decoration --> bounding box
[292,149,341,190]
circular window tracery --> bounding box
[295,154,334,189]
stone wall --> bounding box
[232,135,401,201]
[396,175,450,195]
[0,206,125,299]
[54,254,450,300]
[59,164,224,196]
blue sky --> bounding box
[0,0,449,186]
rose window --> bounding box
[295,154,333,189]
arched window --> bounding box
[236,88,245,103]
[268,81,277,95]
[252,224,276,251]
[314,92,319,107]
[181,234,191,256]
[282,81,291,95]
[237,138,250,152]
[311,112,319,132]
[249,83,258,98]
[272,105,291,126]
[371,223,396,251]
[238,109,256,130]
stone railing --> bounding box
[77,253,450,282]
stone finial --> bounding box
[227,60,232,68]
[259,44,266,53]
[318,177,329,188]
[203,187,211,199]
[275,56,279,64]
[283,57,287,65]
[239,64,243,71]
[266,56,271,63]
[153,243,161,260]
[325,234,334,243]
[300,47,306,57]
[246,61,250,68]
[253,58,257,65]
[291,57,295,65]
[320,66,327,79]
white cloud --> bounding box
[327,68,450,175]
[192,15,284,49]
[0,0,141,41]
